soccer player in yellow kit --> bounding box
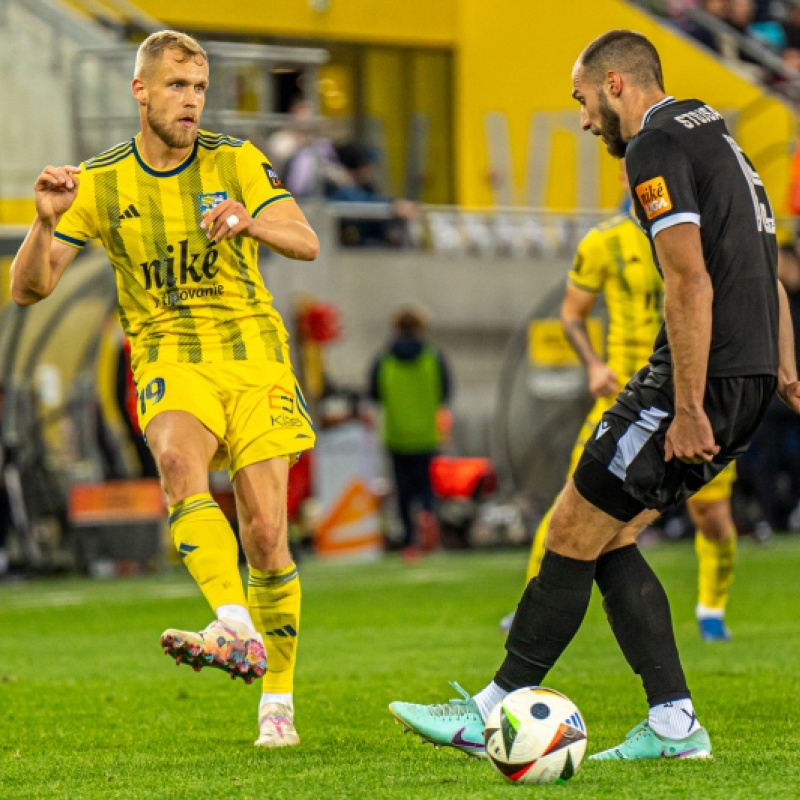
[501,199,737,642]
[10,31,318,746]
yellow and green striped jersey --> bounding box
[568,213,663,384]
[55,131,294,375]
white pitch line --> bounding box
[2,583,199,610]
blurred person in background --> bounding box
[781,0,800,52]
[327,143,420,247]
[266,97,315,175]
[680,0,731,54]
[368,306,452,562]
[737,243,800,531]
[500,162,738,643]
[10,30,318,748]
[268,96,351,200]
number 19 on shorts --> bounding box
[139,377,165,416]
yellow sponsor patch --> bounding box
[635,176,673,220]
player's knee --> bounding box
[156,447,199,498]
[548,489,597,558]
[689,499,732,541]
[245,513,285,553]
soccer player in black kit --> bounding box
[388,29,800,761]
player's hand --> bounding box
[587,362,619,398]
[664,409,720,464]
[34,165,81,223]
[201,200,253,243]
[777,379,800,415]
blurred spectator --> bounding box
[368,306,452,561]
[266,97,314,176]
[328,143,420,246]
[725,0,768,71]
[266,98,351,199]
[737,244,800,531]
[739,0,786,53]
[682,0,731,54]
[782,1,800,51]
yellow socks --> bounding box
[525,507,553,583]
[695,528,737,613]
[248,563,301,694]
[169,493,248,611]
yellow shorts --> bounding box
[135,360,315,476]
[689,461,736,504]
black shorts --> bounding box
[573,365,776,521]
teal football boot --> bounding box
[389,681,486,758]
[590,720,712,760]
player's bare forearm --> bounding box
[775,279,800,412]
[777,279,798,389]
[560,284,601,368]
[664,269,713,412]
[11,217,59,305]
[562,318,600,369]
[655,223,711,413]
[249,217,320,261]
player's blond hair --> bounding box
[134,30,207,80]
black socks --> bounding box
[496,550,596,690]
[594,544,690,705]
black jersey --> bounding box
[625,97,778,378]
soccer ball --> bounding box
[483,687,587,785]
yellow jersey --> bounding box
[568,212,663,384]
[55,131,294,375]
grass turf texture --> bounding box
[1,537,800,798]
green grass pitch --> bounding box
[2,537,800,798]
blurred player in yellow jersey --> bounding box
[501,176,736,642]
[10,31,318,746]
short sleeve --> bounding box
[568,227,606,294]
[238,141,294,219]
[54,164,98,248]
[625,129,699,238]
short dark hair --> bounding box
[392,306,428,336]
[579,30,664,91]
[336,143,373,171]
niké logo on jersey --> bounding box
[262,163,284,190]
[636,177,673,220]
[139,238,220,291]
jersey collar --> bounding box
[132,134,198,177]
[641,96,676,128]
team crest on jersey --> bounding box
[198,191,229,214]
[635,177,672,220]
[262,163,284,190]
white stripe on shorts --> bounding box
[608,406,670,482]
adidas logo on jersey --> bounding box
[119,203,140,220]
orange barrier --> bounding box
[69,480,166,525]
[314,478,382,558]
[430,457,498,500]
